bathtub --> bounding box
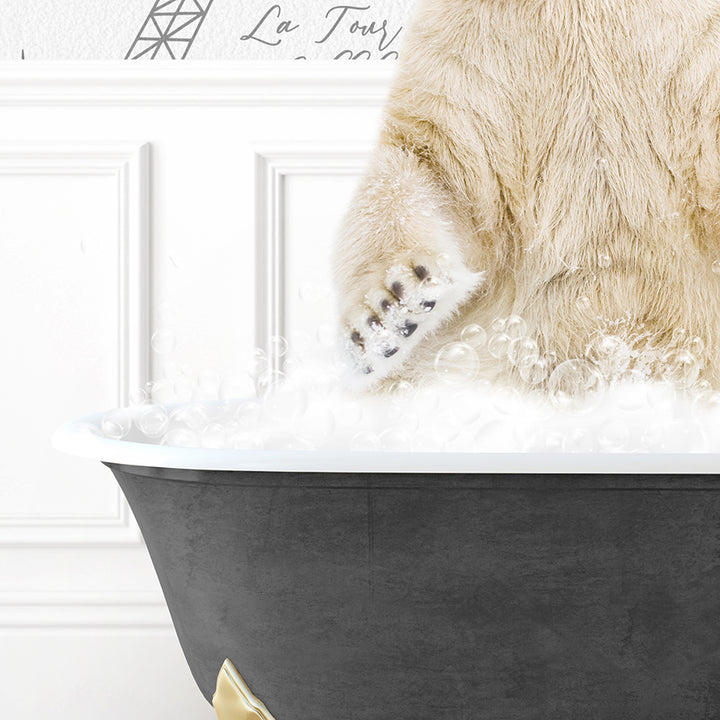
[53,409,720,719]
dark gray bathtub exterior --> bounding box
[107,463,720,719]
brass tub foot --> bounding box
[213,659,277,720]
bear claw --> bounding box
[399,322,418,337]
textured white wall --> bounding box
[1,0,413,60]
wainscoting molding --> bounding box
[0,61,394,106]
[0,592,171,630]
[253,144,370,374]
[0,142,150,547]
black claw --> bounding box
[380,299,392,312]
[399,322,418,338]
[414,265,429,280]
[390,281,405,299]
[351,331,364,348]
[367,315,382,329]
[384,347,400,358]
[362,366,374,375]
[421,300,436,312]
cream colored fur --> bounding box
[333,0,720,390]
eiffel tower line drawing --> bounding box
[126,0,215,60]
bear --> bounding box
[332,0,720,394]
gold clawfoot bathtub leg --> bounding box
[212,659,277,720]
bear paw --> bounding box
[341,256,485,385]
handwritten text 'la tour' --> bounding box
[240,4,403,60]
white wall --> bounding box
[1,0,412,60]
[0,61,391,719]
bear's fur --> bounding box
[333,0,720,390]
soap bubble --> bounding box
[526,428,566,453]
[219,375,254,403]
[201,423,227,449]
[491,317,506,333]
[489,386,522,417]
[295,406,335,445]
[614,374,649,411]
[598,252,612,268]
[101,409,132,440]
[235,399,262,428]
[688,336,705,357]
[643,419,705,452]
[566,428,595,453]
[129,388,149,406]
[161,428,199,448]
[487,333,512,360]
[505,315,528,339]
[548,359,606,410]
[661,349,700,389]
[713,260,720,275]
[270,335,289,358]
[664,420,705,452]
[171,402,209,431]
[256,369,286,396]
[434,342,480,384]
[230,431,264,450]
[380,428,413,451]
[151,329,177,355]
[265,385,309,421]
[412,385,442,413]
[279,438,316,452]
[351,431,382,451]
[247,349,269,381]
[671,328,688,347]
[647,381,677,409]
[585,334,631,378]
[460,324,487,349]
[136,406,169,438]
[519,355,550,386]
[387,405,421,431]
[389,379,413,396]
[597,420,629,451]
[509,336,539,366]
[194,370,221,401]
[148,379,176,405]
[692,390,720,415]
[641,423,665,450]
[173,377,196,402]
[576,296,591,311]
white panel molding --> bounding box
[0,592,171,630]
[254,144,370,374]
[0,61,393,106]
[0,142,150,547]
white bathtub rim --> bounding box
[51,409,720,474]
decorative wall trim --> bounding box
[0,142,150,547]
[254,143,370,374]
[0,592,171,629]
[0,61,394,106]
